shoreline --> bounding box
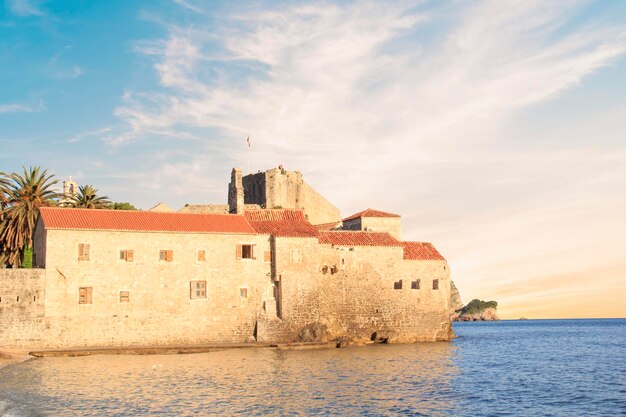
[0,349,32,370]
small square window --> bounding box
[240,288,248,298]
[197,250,206,262]
[79,287,92,304]
[190,281,207,299]
[394,280,403,290]
[432,279,439,290]
[119,291,130,303]
[411,279,420,290]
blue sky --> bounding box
[1,0,626,318]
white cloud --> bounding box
[6,0,44,17]
[110,0,626,317]
[172,0,204,14]
[0,103,33,113]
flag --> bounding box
[246,136,250,147]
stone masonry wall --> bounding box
[1,228,278,349]
[242,168,341,225]
[257,238,452,344]
[342,217,402,240]
[0,269,48,348]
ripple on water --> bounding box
[0,319,624,416]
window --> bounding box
[432,279,439,290]
[197,250,206,262]
[291,249,302,263]
[190,281,207,299]
[119,291,130,303]
[120,250,134,262]
[263,250,272,263]
[240,288,248,299]
[79,287,93,304]
[159,250,173,262]
[78,243,90,261]
[236,244,255,260]
[394,280,403,290]
[411,279,420,290]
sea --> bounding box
[0,319,624,416]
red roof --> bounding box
[342,208,400,222]
[402,241,445,260]
[39,207,256,234]
[244,209,319,238]
[319,231,402,247]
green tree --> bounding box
[70,185,111,209]
[108,201,137,211]
[0,166,58,267]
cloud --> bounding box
[0,103,34,113]
[109,0,626,318]
[6,0,44,17]
[67,127,113,143]
[172,0,204,14]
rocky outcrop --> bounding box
[454,307,499,321]
[453,299,499,322]
[449,281,463,320]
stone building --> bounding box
[0,167,452,349]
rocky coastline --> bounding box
[449,283,500,322]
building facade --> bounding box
[0,168,452,349]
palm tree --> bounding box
[0,166,58,267]
[0,172,10,210]
[0,172,10,265]
[71,185,111,209]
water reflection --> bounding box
[0,343,459,416]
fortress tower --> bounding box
[228,166,341,225]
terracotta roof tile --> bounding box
[402,241,445,261]
[244,209,320,238]
[342,208,401,222]
[39,207,255,234]
[319,231,402,247]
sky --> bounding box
[1,0,625,319]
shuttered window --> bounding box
[119,291,130,303]
[197,250,206,262]
[432,279,439,290]
[79,287,93,304]
[240,288,248,298]
[78,244,90,261]
[120,250,134,262]
[291,249,302,263]
[236,244,255,260]
[263,250,272,263]
[190,281,207,299]
[159,250,173,262]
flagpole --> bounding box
[247,135,250,174]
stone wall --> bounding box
[1,228,278,349]
[0,269,47,348]
[3,222,452,349]
[258,238,452,344]
[343,217,402,240]
[241,168,341,225]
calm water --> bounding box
[0,319,624,416]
